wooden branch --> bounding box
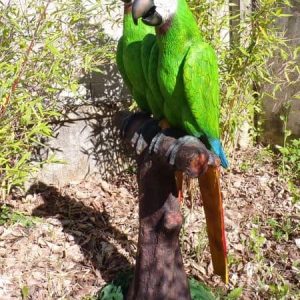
[127,151,191,300]
[115,111,217,177]
[115,111,216,300]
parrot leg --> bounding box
[166,136,201,204]
[158,118,171,130]
[198,165,228,284]
[121,112,160,155]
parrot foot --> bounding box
[120,111,149,139]
[149,132,165,154]
[166,135,200,165]
[149,128,183,156]
[131,118,160,155]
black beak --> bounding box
[132,0,162,26]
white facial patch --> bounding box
[154,0,178,24]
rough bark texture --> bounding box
[116,112,211,300]
[127,152,191,300]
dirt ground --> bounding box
[0,147,299,299]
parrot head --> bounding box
[132,0,177,26]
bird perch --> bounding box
[115,112,218,300]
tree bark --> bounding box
[127,152,191,300]
[115,112,212,300]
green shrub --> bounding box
[0,204,41,227]
[0,0,113,198]
[1,0,299,197]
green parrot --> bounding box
[132,0,229,283]
[116,0,154,113]
[117,0,164,119]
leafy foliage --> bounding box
[189,278,216,300]
[188,0,299,148]
[21,285,30,300]
[98,284,123,300]
[0,0,113,198]
[0,204,40,227]
[277,138,300,202]
[267,217,295,242]
[249,223,267,261]
[277,139,300,181]
[275,102,300,202]
[226,287,243,300]
[97,274,216,300]
[97,270,133,300]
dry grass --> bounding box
[0,147,299,299]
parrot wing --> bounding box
[116,36,133,93]
[141,34,156,83]
[147,42,165,119]
[183,42,220,140]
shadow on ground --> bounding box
[29,181,133,283]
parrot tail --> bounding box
[198,165,228,284]
[208,138,229,169]
[155,121,228,282]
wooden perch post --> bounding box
[116,112,212,300]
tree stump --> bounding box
[116,112,212,300]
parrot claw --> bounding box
[130,131,140,147]
[208,152,217,166]
[149,132,165,154]
[120,112,149,138]
[135,135,148,155]
[131,118,160,155]
[121,113,137,138]
[166,135,200,165]
[149,128,184,155]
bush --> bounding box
[0,0,114,198]
[1,0,299,197]
[188,0,299,148]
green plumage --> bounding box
[147,42,165,119]
[117,4,154,113]
[155,0,228,166]
[141,34,165,119]
[116,36,132,93]
[156,0,219,138]
[117,3,165,120]
[183,44,220,139]
[141,34,155,82]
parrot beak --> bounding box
[132,0,162,26]
[132,0,154,24]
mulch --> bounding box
[0,147,299,299]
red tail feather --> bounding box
[198,165,228,284]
